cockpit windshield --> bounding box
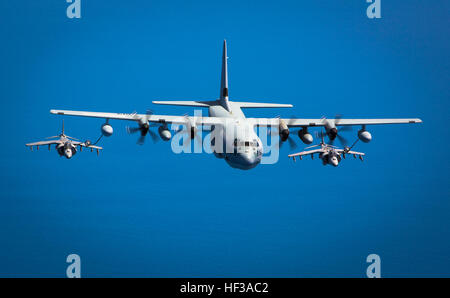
[234,139,258,147]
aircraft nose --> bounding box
[331,157,339,167]
[241,152,258,166]
[65,149,72,159]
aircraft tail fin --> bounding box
[219,40,231,111]
[152,41,293,111]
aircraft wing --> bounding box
[50,109,230,127]
[288,149,324,158]
[248,118,422,127]
[51,110,422,129]
[26,140,62,147]
[337,150,365,156]
[84,144,103,150]
[71,141,103,150]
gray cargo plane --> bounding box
[50,40,422,169]
[26,121,103,159]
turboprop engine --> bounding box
[279,120,289,142]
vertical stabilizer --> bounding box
[220,40,231,111]
[61,119,65,136]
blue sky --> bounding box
[0,0,449,277]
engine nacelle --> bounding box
[358,129,372,143]
[279,120,289,141]
[101,124,113,137]
[158,126,172,141]
[298,128,313,144]
[85,140,91,147]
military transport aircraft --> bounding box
[49,40,422,169]
[26,121,103,159]
[288,132,365,167]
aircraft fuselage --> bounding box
[208,102,263,170]
[56,139,77,159]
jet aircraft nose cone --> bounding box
[330,157,339,167]
[65,149,72,159]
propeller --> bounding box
[323,114,352,146]
[126,110,160,145]
[174,115,203,149]
[269,115,299,150]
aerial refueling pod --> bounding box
[101,123,113,137]
[158,126,172,141]
[298,128,313,144]
[358,126,372,143]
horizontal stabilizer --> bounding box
[236,102,293,108]
[152,100,218,107]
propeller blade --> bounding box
[137,135,146,145]
[194,133,203,147]
[148,129,159,143]
[337,134,348,146]
[126,126,140,134]
[339,126,353,132]
[287,137,297,150]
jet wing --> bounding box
[26,140,62,147]
[72,141,103,150]
[85,144,103,150]
[336,150,365,156]
[288,149,324,158]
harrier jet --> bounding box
[26,121,103,159]
[288,132,365,167]
[50,40,421,169]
